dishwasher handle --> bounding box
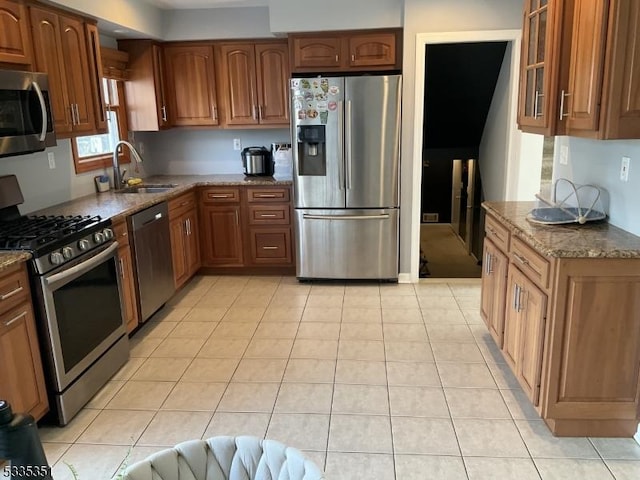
[142,212,163,226]
[130,202,169,231]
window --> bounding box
[72,78,130,173]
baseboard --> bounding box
[398,273,413,283]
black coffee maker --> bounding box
[0,400,52,480]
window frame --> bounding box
[71,79,130,174]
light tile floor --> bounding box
[38,275,640,479]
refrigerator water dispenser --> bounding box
[297,125,326,176]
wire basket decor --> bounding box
[527,178,607,225]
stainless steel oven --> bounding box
[0,175,129,425]
[32,240,129,425]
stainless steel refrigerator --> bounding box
[291,75,402,280]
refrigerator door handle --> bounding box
[303,214,390,221]
[345,100,353,190]
[338,100,345,189]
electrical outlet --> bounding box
[620,156,630,182]
[47,152,55,169]
[559,145,569,165]
[233,138,242,151]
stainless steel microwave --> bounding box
[0,70,56,158]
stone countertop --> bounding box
[483,201,640,259]
[0,252,32,273]
[33,174,293,222]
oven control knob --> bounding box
[78,239,91,251]
[103,228,114,240]
[94,232,105,243]
[50,252,64,265]
[62,247,74,259]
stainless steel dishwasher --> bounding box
[129,201,175,322]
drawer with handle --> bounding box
[250,229,292,264]
[246,187,290,203]
[201,188,240,203]
[248,205,290,225]
[0,266,30,316]
[511,236,551,290]
[485,213,510,253]
[169,191,197,218]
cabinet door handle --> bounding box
[1,286,23,300]
[484,252,490,275]
[487,253,493,274]
[209,194,231,198]
[4,311,26,327]
[513,284,520,311]
[533,91,543,119]
[74,104,81,125]
[559,90,571,120]
[262,246,278,250]
[185,218,191,236]
[119,258,124,278]
[259,213,277,218]
[256,194,277,198]
[513,253,530,266]
[161,105,168,122]
[258,105,263,120]
[180,201,191,207]
[516,285,524,313]
[213,106,218,121]
[351,54,355,62]
[252,105,258,120]
[235,210,239,225]
[335,54,339,63]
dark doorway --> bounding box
[420,41,508,278]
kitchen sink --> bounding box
[115,184,178,194]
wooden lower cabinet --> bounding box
[169,191,201,289]
[504,266,547,405]
[480,238,508,346]
[199,185,294,271]
[481,209,640,436]
[113,220,138,334]
[0,265,48,420]
[200,204,244,266]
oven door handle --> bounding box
[32,81,48,142]
[45,242,119,288]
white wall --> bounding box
[135,129,291,176]
[401,0,523,274]
[269,0,401,33]
[553,137,640,236]
[0,141,108,215]
[163,7,273,40]
[479,43,513,202]
[512,133,544,200]
[49,0,164,38]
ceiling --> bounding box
[141,0,268,8]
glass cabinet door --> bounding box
[517,0,569,135]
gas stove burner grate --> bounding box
[0,215,103,251]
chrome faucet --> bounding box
[112,140,144,188]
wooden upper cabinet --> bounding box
[58,15,95,133]
[255,42,289,125]
[30,7,70,134]
[30,6,99,137]
[347,32,396,68]
[218,43,258,126]
[517,0,571,135]
[565,0,608,135]
[119,40,169,131]
[164,44,219,126]
[291,35,342,70]
[518,0,640,139]
[0,0,32,65]
[598,0,640,139]
[85,23,107,133]
[290,29,402,73]
[218,41,289,126]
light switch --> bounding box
[48,152,55,169]
[620,156,630,182]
